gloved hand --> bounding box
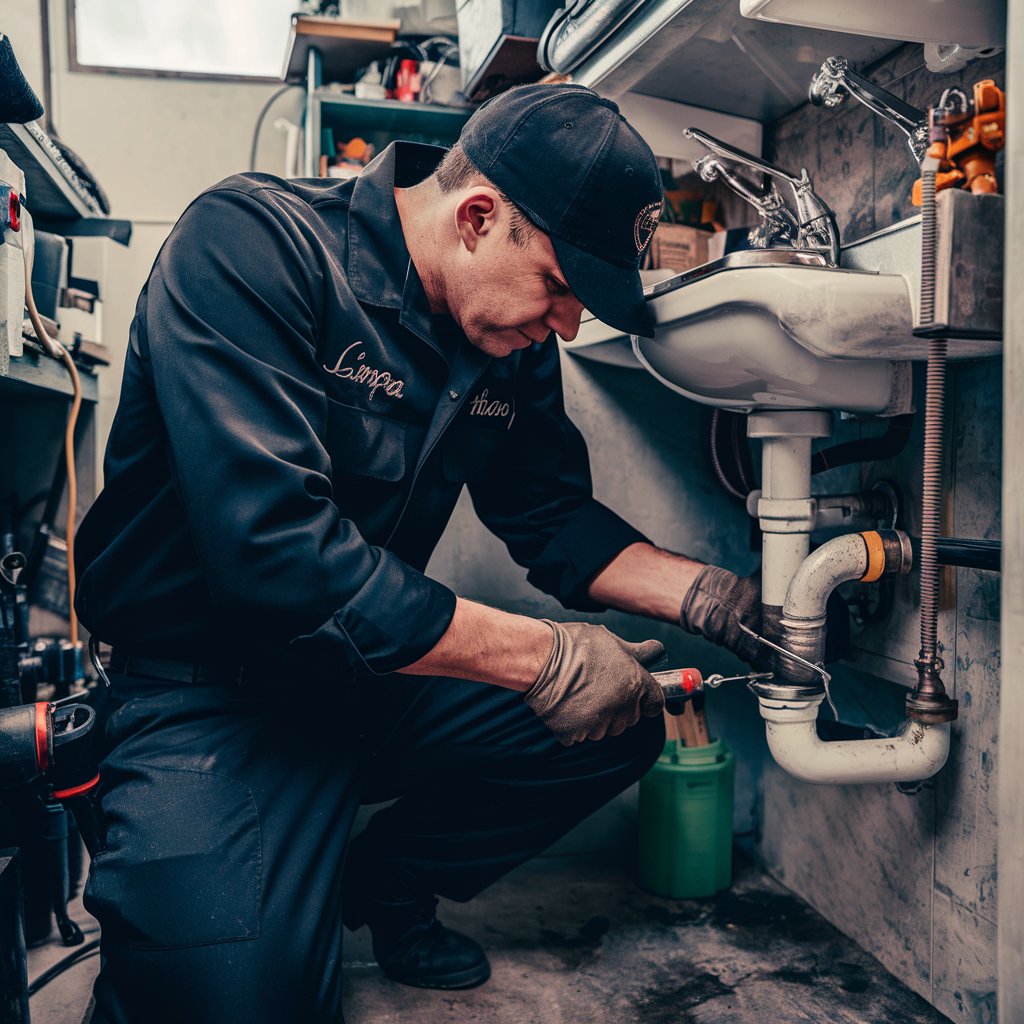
[524,620,666,746]
[678,565,762,665]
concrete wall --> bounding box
[758,44,1005,1024]
[997,8,1024,1023]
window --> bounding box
[69,0,301,80]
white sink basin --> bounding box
[631,251,914,415]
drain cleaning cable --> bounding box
[23,242,83,645]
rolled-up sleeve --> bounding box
[140,186,454,674]
[466,339,648,610]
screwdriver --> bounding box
[652,668,773,714]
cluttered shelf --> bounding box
[282,11,495,176]
[314,91,472,174]
[0,122,130,244]
[0,346,99,404]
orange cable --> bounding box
[24,260,82,644]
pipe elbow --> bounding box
[783,529,912,622]
[778,530,912,681]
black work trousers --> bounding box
[85,664,664,1024]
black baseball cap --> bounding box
[460,84,664,338]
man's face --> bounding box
[449,208,585,359]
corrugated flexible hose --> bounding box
[917,167,943,669]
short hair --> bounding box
[433,144,536,249]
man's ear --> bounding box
[455,188,501,252]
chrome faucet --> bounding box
[809,56,929,164]
[683,128,841,267]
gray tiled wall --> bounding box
[763,45,1004,1024]
[767,45,1006,244]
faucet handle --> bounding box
[809,55,851,109]
[684,128,840,266]
[694,155,800,252]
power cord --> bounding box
[249,84,301,172]
[23,229,83,644]
[27,937,100,997]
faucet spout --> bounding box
[809,56,930,163]
[684,128,840,266]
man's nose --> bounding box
[546,297,584,342]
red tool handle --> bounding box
[651,668,705,711]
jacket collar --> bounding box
[346,141,453,356]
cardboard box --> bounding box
[650,223,712,273]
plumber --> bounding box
[73,84,761,1024]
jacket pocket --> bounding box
[325,398,406,482]
[85,764,262,950]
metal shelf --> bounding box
[318,92,472,137]
[302,47,473,176]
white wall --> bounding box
[6,0,306,470]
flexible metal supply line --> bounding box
[918,334,946,665]
[909,149,955,722]
[917,160,944,669]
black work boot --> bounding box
[349,894,491,990]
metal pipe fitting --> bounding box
[778,529,912,683]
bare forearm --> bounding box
[399,543,701,689]
[586,542,703,623]
[397,596,553,691]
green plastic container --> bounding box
[638,738,735,899]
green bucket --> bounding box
[638,738,735,899]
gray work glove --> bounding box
[679,566,762,665]
[524,621,666,746]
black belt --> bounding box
[108,653,246,687]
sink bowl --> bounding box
[631,250,914,415]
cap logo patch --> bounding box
[633,201,662,253]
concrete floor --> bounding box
[27,850,952,1023]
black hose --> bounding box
[811,414,914,475]
[934,537,1001,571]
[709,410,747,501]
[27,937,100,997]
[731,410,756,494]
[249,84,301,173]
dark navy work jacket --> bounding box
[74,142,646,679]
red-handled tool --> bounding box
[652,668,773,714]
